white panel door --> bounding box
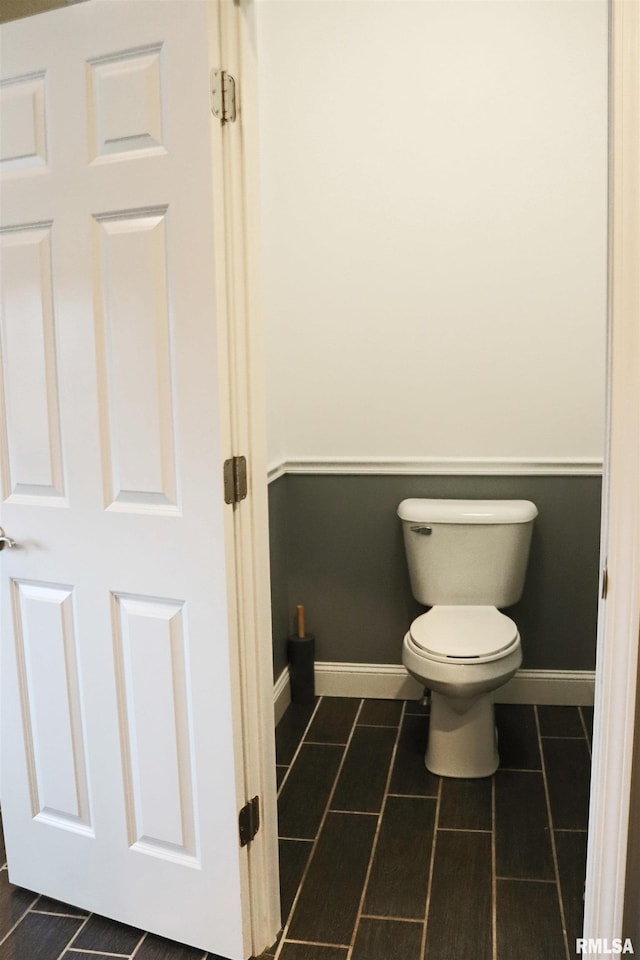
[0,3,251,957]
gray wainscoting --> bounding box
[268,473,602,680]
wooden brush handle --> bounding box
[296,604,305,639]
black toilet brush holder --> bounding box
[287,605,315,705]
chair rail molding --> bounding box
[267,456,603,483]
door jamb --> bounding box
[213,0,281,954]
[583,0,640,942]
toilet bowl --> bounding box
[402,605,522,777]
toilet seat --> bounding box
[409,605,519,665]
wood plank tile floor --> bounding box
[274,697,592,960]
[0,697,592,960]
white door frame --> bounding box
[583,0,640,944]
[216,0,281,954]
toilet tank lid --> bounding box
[397,498,538,524]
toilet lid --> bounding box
[409,606,518,661]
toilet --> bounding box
[398,498,538,778]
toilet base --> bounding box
[425,691,499,778]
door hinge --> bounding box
[224,455,248,504]
[601,566,609,599]
[239,795,260,847]
[211,69,237,124]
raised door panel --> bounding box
[0,224,65,505]
[11,581,91,832]
[0,71,48,175]
[87,44,166,163]
[113,592,196,862]
[93,208,178,513]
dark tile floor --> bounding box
[273,697,592,960]
[0,696,592,960]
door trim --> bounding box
[584,0,640,941]
[216,0,281,953]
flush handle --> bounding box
[410,525,432,536]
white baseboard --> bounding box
[313,661,424,700]
[497,668,595,705]
[273,667,291,724]
[273,662,596,712]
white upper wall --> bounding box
[256,0,608,467]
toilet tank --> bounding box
[397,499,538,607]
